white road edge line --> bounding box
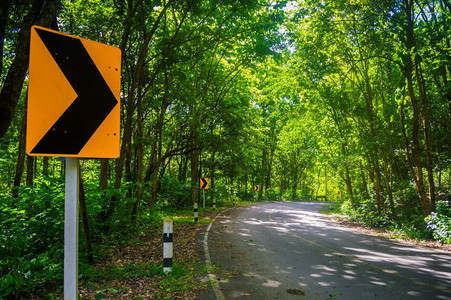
[204,214,226,300]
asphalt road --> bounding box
[198,202,451,300]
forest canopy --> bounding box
[0,0,450,297]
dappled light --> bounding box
[204,202,451,299]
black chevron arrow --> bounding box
[201,178,208,189]
[31,28,118,155]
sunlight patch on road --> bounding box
[312,265,337,272]
[267,207,451,296]
[315,281,331,287]
[263,279,281,288]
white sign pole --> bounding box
[64,157,79,300]
[203,189,205,209]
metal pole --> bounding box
[64,157,79,300]
[203,189,205,209]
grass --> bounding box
[319,202,340,215]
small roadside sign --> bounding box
[200,177,209,189]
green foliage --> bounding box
[341,199,393,228]
[158,175,191,208]
[426,202,451,244]
[339,195,432,240]
[0,178,65,298]
[79,261,204,299]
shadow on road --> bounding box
[200,202,451,300]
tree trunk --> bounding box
[360,50,383,214]
[404,0,430,216]
[373,155,384,214]
[359,161,370,200]
[415,60,436,212]
[344,166,354,205]
[131,93,143,220]
[124,147,133,200]
[190,131,198,205]
[42,157,49,177]
[148,138,158,207]
[26,156,34,186]
[79,169,93,263]
[179,155,188,183]
[99,159,109,191]
[210,150,216,207]
[400,89,418,182]
[0,0,60,138]
[291,162,298,200]
[382,155,395,216]
[0,0,12,75]
[260,150,265,199]
[12,105,27,198]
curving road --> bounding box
[199,202,451,300]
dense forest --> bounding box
[1,0,450,297]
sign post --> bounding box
[64,157,79,300]
[203,189,206,209]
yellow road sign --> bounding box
[254,185,260,192]
[200,177,209,189]
[27,26,121,158]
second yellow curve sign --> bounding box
[26,26,121,158]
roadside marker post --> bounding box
[194,203,199,222]
[163,220,173,274]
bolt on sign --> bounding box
[200,177,209,189]
[26,26,121,158]
[254,185,260,192]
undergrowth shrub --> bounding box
[426,201,451,244]
[340,196,431,240]
[0,177,65,298]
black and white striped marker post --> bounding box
[212,198,216,210]
[163,219,173,274]
[194,203,198,222]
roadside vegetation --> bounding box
[1,0,450,298]
[322,200,451,246]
